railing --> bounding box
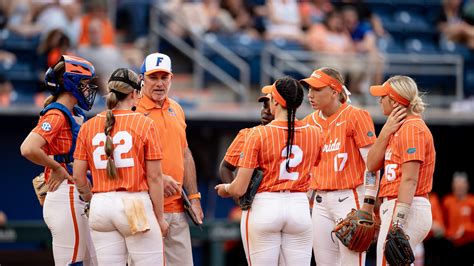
[149,4,250,102]
[261,44,464,106]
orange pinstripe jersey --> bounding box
[303,104,376,190]
[378,116,435,197]
[238,120,322,192]
[32,109,73,181]
[136,95,188,212]
[74,110,162,193]
[224,128,252,167]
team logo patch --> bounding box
[367,131,374,137]
[239,152,244,159]
[168,108,176,116]
[407,148,417,154]
[41,122,52,131]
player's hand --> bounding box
[215,184,231,198]
[190,199,204,225]
[163,174,180,197]
[380,104,407,138]
[158,217,169,238]
[48,165,70,192]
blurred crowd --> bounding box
[0,0,144,107]
[1,0,474,107]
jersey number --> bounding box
[92,131,134,169]
[334,153,348,172]
[279,145,303,180]
[385,164,397,181]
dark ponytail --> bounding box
[275,77,304,171]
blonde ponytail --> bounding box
[388,75,427,115]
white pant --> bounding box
[88,191,164,266]
[163,212,194,266]
[241,192,313,266]
[43,180,97,266]
[377,197,432,266]
[312,185,366,266]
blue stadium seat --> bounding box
[378,36,405,53]
[405,37,438,54]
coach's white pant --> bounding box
[88,191,164,266]
[43,180,97,266]
[241,192,313,266]
[312,185,366,266]
[163,212,194,266]
[376,197,432,266]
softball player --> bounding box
[20,55,98,265]
[367,75,435,266]
[219,88,274,184]
[73,68,168,265]
[216,77,323,266]
[219,89,276,263]
[300,67,377,266]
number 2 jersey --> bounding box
[74,110,163,193]
[238,120,322,193]
[302,103,376,191]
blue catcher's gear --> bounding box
[45,55,98,110]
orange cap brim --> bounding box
[369,85,389,97]
[145,68,173,75]
[261,85,272,94]
[300,77,327,90]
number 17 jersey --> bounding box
[303,104,376,190]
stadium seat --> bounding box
[405,37,438,54]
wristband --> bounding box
[393,202,410,227]
[188,192,201,200]
[364,198,375,205]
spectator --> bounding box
[437,0,474,49]
[333,0,385,38]
[0,50,15,107]
[305,10,353,54]
[442,172,474,265]
[79,1,115,46]
[342,6,384,95]
[265,0,304,42]
[37,29,72,68]
[220,0,260,37]
[78,18,128,95]
[299,0,333,30]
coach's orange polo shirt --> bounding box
[136,95,188,212]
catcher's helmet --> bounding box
[45,55,98,110]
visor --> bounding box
[300,70,343,92]
[370,82,410,106]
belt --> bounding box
[277,190,302,193]
[383,194,429,202]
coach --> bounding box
[136,52,203,266]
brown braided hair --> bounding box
[104,68,140,179]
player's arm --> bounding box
[146,159,169,236]
[391,161,420,228]
[219,159,236,184]
[21,132,70,191]
[359,145,380,213]
[183,147,203,223]
[367,105,406,172]
[73,159,92,201]
[216,167,254,198]
[20,132,62,170]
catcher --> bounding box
[367,76,435,266]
